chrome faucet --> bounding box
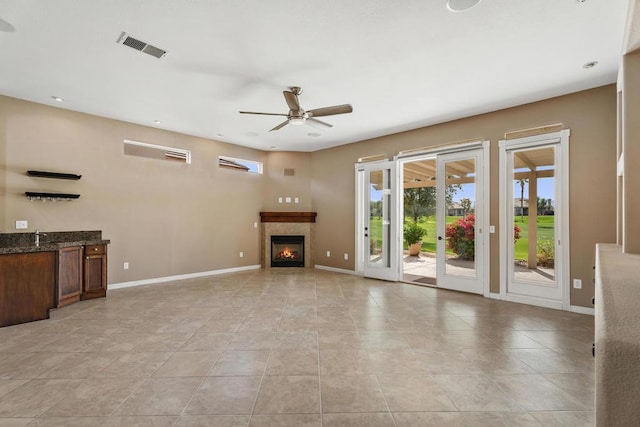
[35,229,47,247]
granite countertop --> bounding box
[0,230,110,255]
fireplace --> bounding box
[271,235,305,267]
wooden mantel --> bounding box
[260,212,317,223]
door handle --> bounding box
[365,234,369,237]
[438,236,443,240]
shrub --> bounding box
[445,214,521,260]
[537,239,555,267]
[404,221,426,245]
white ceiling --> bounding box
[0,0,629,152]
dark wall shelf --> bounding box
[27,170,82,180]
[26,192,80,201]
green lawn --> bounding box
[370,215,555,261]
[513,215,555,261]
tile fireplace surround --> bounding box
[260,212,316,269]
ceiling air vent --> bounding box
[117,32,167,59]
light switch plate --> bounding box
[489,225,495,233]
[123,262,129,270]
[285,197,292,203]
[16,220,28,229]
[326,251,331,257]
[278,197,283,203]
[294,197,299,203]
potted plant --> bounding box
[404,221,426,256]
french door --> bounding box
[499,130,570,310]
[358,160,399,281]
[435,149,486,294]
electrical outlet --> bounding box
[573,279,582,289]
[239,251,244,258]
[16,220,28,229]
[344,253,348,260]
[294,197,299,203]
[489,225,495,233]
[326,251,331,257]
[278,197,283,203]
[253,222,258,228]
[123,262,129,270]
[285,197,291,203]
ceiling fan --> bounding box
[239,86,353,131]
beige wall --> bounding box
[1,85,618,307]
[263,151,312,212]
[0,95,268,284]
[622,49,640,253]
[311,85,617,307]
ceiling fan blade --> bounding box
[306,118,333,129]
[307,104,353,117]
[239,111,288,116]
[269,120,289,132]
[283,91,300,111]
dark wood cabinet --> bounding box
[1,252,56,327]
[82,244,107,300]
[57,246,82,307]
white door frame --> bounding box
[435,148,487,295]
[396,140,491,296]
[355,159,400,281]
[498,130,570,310]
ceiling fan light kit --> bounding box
[239,86,353,132]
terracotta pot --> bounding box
[408,242,422,256]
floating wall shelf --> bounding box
[25,192,81,201]
[27,170,82,180]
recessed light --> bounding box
[270,146,277,150]
[216,133,224,137]
[51,96,64,102]
[583,61,598,69]
[446,0,481,12]
[153,120,161,124]
[308,132,321,137]
[247,132,259,137]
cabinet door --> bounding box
[1,252,56,327]
[57,246,82,307]
[82,245,107,300]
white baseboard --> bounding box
[488,292,502,300]
[109,264,261,290]
[504,293,564,310]
[570,305,595,316]
[314,265,359,275]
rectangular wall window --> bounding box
[218,156,263,174]
[124,139,191,164]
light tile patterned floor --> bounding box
[0,269,594,426]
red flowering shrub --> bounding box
[445,214,476,260]
[446,214,521,260]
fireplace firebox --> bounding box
[271,235,305,267]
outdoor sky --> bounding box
[372,177,555,206]
[452,177,554,205]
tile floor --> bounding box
[0,269,595,426]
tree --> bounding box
[518,179,528,222]
[404,187,436,223]
[460,198,472,216]
[537,197,546,215]
[403,183,461,223]
[370,200,382,218]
